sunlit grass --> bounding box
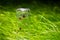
[0,5,60,40]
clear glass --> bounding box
[16,8,30,39]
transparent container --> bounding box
[16,8,30,40]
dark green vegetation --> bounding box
[0,2,60,40]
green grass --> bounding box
[0,5,60,40]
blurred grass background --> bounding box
[0,1,60,40]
